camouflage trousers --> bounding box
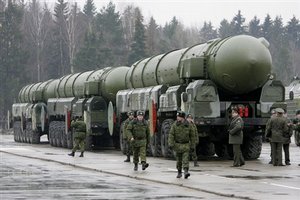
[132,145,147,164]
[72,137,85,152]
[124,140,132,156]
[191,145,197,161]
[176,150,190,170]
[271,142,283,166]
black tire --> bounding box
[13,121,20,142]
[85,135,93,151]
[150,131,162,157]
[214,142,233,159]
[26,122,33,144]
[160,119,175,159]
[32,130,40,144]
[49,121,54,146]
[197,137,215,157]
[242,135,262,159]
[67,131,73,149]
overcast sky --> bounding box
[44,0,299,28]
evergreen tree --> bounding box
[0,0,27,116]
[128,7,146,65]
[83,0,96,31]
[218,19,233,38]
[262,14,273,42]
[230,10,246,35]
[286,16,300,49]
[249,16,262,37]
[73,31,100,72]
[199,21,217,41]
[146,17,161,55]
[52,0,70,76]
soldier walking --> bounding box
[168,111,195,179]
[68,116,87,157]
[265,108,288,166]
[123,111,135,162]
[126,111,150,171]
[186,114,199,167]
[228,107,245,167]
[265,109,277,164]
[283,111,293,165]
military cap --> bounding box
[186,114,193,119]
[137,110,145,116]
[231,106,238,113]
[177,111,186,118]
[296,110,300,115]
[127,111,134,116]
[275,108,284,113]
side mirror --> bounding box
[182,92,188,102]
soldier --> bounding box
[123,111,135,162]
[186,114,199,167]
[168,111,195,179]
[265,108,288,166]
[228,107,245,167]
[282,111,293,165]
[126,110,150,171]
[68,116,87,157]
[265,109,277,164]
[293,110,300,166]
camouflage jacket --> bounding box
[71,120,86,139]
[126,119,150,147]
[190,122,199,145]
[293,118,300,132]
[228,116,244,144]
[265,116,288,143]
[168,120,195,153]
[283,118,293,144]
[123,118,133,140]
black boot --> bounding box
[194,161,199,167]
[184,168,190,179]
[124,155,130,162]
[79,152,84,157]
[134,163,138,171]
[142,162,149,170]
[176,170,182,178]
[68,151,75,157]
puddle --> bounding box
[223,175,291,180]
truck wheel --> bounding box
[13,121,20,142]
[160,119,175,159]
[214,142,233,159]
[150,132,160,157]
[32,130,40,144]
[67,131,73,149]
[242,135,262,159]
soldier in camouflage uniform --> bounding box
[126,111,150,171]
[265,108,288,166]
[168,111,195,179]
[123,111,135,162]
[186,114,199,167]
[265,109,276,164]
[68,117,87,157]
[283,111,293,165]
[228,107,245,167]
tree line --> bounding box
[0,0,299,116]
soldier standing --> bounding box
[228,107,245,167]
[265,108,288,166]
[293,110,300,166]
[265,109,276,164]
[283,111,293,165]
[123,111,135,162]
[68,116,87,157]
[168,111,195,179]
[126,111,150,171]
[186,114,199,167]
